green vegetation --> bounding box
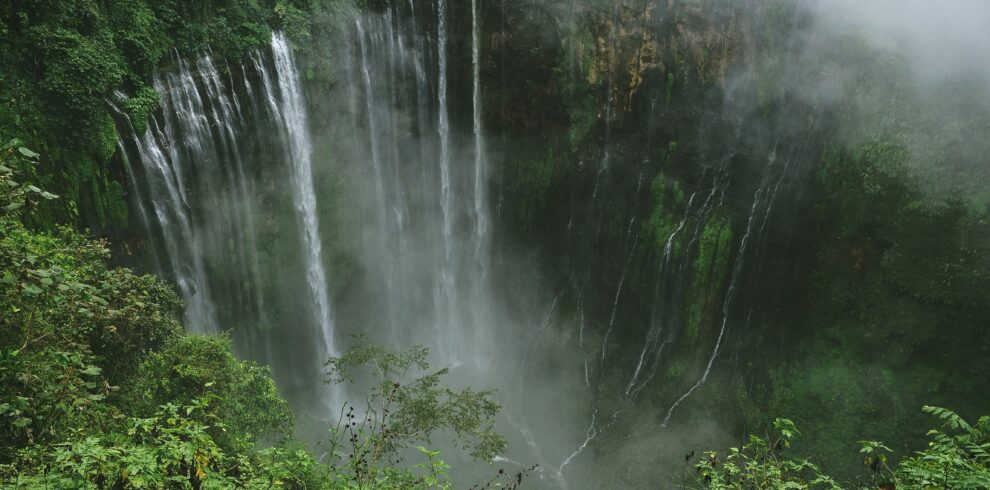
[0,146,517,488]
[3,0,990,486]
[0,0,355,229]
[502,149,567,231]
[773,48,990,475]
[695,418,841,489]
[696,407,990,489]
[3,144,272,485]
[323,340,510,487]
[684,215,732,344]
[643,171,680,252]
[492,2,989,484]
[0,142,315,487]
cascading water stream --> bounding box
[660,153,779,428]
[469,0,493,362]
[472,0,489,273]
[339,6,497,369]
[119,34,339,408]
[599,216,641,389]
[196,54,266,318]
[555,409,621,486]
[106,104,163,275]
[624,191,698,397]
[587,2,619,205]
[434,0,458,359]
[521,295,562,376]
[269,33,339,383]
[122,74,219,332]
[355,18,394,325]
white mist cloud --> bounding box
[811,0,990,81]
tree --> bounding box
[323,339,512,488]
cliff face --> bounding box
[95,0,990,485]
[471,3,790,483]
[473,0,990,483]
[483,0,763,356]
[479,0,742,133]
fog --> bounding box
[813,0,990,82]
[118,0,990,488]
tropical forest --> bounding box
[0,0,988,488]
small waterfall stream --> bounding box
[660,152,780,428]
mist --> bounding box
[813,0,990,82]
[110,0,990,488]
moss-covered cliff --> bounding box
[481,0,990,482]
[4,0,989,485]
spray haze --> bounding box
[813,0,990,81]
[112,0,990,487]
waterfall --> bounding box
[660,153,779,428]
[557,410,600,484]
[355,18,393,325]
[436,0,452,251]
[435,0,457,356]
[114,139,153,238]
[625,191,698,397]
[579,300,591,388]
[347,10,425,348]
[118,33,338,408]
[472,0,489,271]
[197,54,266,319]
[555,409,621,485]
[108,113,162,276]
[588,3,619,206]
[469,0,493,364]
[119,61,225,332]
[627,167,727,401]
[599,217,640,389]
[269,32,339,372]
[355,18,388,229]
[339,4,498,365]
[521,295,561,376]
[106,6,812,486]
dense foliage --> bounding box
[482,2,990,483]
[752,12,990,475]
[0,0,351,230]
[0,141,316,486]
[2,0,989,486]
[0,145,518,488]
[695,407,990,489]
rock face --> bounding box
[113,0,990,486]
[470,0,990,484]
